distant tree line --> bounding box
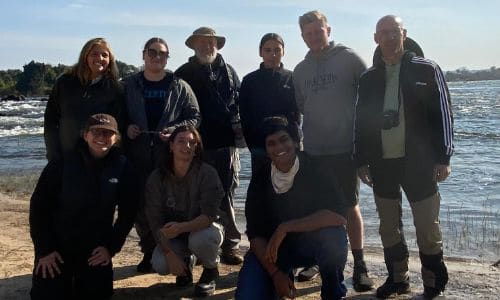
[2,62,499,97]
[444,66,500,82]
[0,60,139,97]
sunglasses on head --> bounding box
[146,48,170,59]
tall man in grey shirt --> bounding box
[293,10,374,291]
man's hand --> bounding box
[88,246,111,267]
[272,270,296,299]
[158,129,171,142]
[265,224,288,264]
[35,251,64,279]
[357,165,373,187]
[161,222,185,239]
[434,164,451,182]
[164,251,187,276]
[127,124,141,140]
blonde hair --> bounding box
[299,10,328,31]
[67,37,119,85]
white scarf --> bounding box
[271,156,300,194]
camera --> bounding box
[382,110,400,130]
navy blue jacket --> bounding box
[354,51,454,167]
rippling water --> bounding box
[0,81,498,261]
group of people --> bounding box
[29,9,453,300]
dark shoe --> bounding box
[221,248,243,265]
[422,286,445,299]
[194,267,219,297]
[376,277,411,298]
[297,265,320,282]
[353,261,374,292]
[175,255,196,287]
[136,252,153,273]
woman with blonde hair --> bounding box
[44,37,125,161]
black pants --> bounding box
[203,147,241,250]
[31,250,113,300]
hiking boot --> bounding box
[376,277,411,298]
[194,267,219,297]
[175,255,196,287]
[421,286,445,299]
[221,248,243,265]
[352,261,374,292]
[136,252,153,273]
[297,265,320,282]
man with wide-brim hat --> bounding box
[175,27,243,297]
[185,27,226,50]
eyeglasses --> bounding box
[146,48,170,59]
[89,128,116,138]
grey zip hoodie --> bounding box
[293,41,366,155]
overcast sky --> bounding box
[1,0,498,75]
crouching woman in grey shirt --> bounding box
[144,125,225,297]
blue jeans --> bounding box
[235,226,348,300]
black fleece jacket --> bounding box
[239,63,299,150]
[29,144,139,257]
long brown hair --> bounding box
[159,125,204,176]
[67,37,119,85]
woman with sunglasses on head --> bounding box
[44,38,126,162]
[30,114,139,300]
[145,125,225,297]
[123,37,201,273]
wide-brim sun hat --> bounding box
[185,27,226,50]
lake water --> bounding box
[0,81,498,261]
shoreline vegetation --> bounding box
[0,190,499,299]
[1,61,500,98]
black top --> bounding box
[44,74,125,161]
[239,63,299,150]
[142,73,173,131]
[245,152,346,240]
[29,144,139,257]
[175,54,240,149]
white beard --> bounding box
[195,50,217,65]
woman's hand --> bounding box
[164,251,187,276]
[35,251,64,279]
[272,270,296,299]
[88,246,111,267]
[161,222,185,239]
[127,124,141,140]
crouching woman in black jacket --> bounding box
[29,114,139,300]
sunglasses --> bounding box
[146,48,170,59]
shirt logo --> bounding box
[415,82,427,86]
[108,178,119,183]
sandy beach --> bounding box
[0,191,498,300]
